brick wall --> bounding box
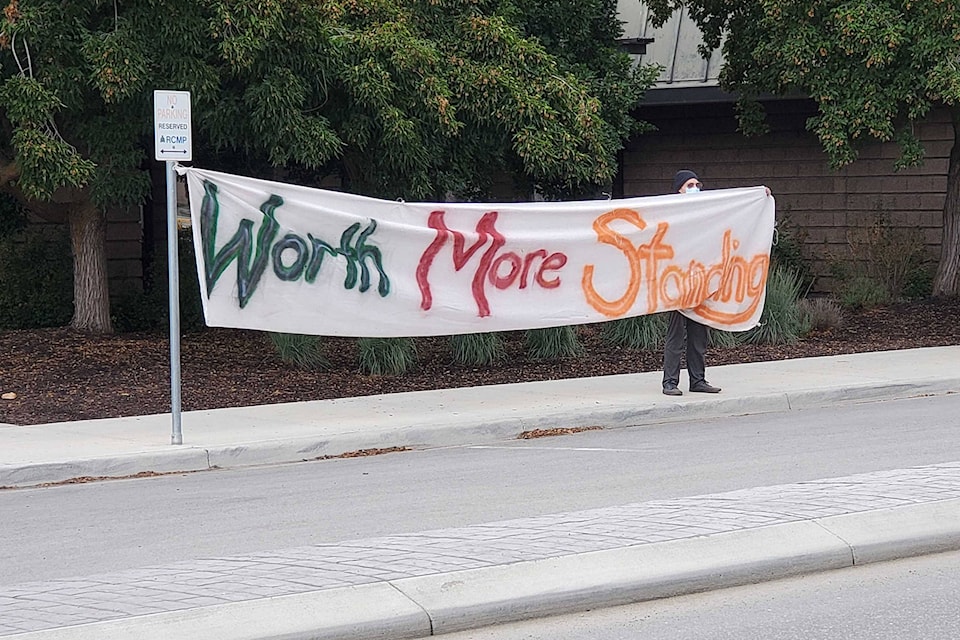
[104,205,144,293]
[23,203,143,295]
[623,98,950,293]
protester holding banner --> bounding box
[660,171,774,396]
[662,170,722,396]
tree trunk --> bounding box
[932,106,960,297]
[68,202,113,334]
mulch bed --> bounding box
[1,298,958,426]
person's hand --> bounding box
[765,187,772,197]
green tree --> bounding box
[645,0,960,297]
[0,0,657,334]
[0,0,211,333]
[513,0,659,198]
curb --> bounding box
[5,582,432,640]
[11,499,960,640]
[2,379,956,488]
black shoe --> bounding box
[690,382,721,393]
[662,386,683,396]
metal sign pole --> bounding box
[166,160,183,445]
[154,89,191,445]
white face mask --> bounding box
[685,186,700,194]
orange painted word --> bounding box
[582,208,769,325]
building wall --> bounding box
[104,205,144,294]
[22,203,143,295]
[622,99,950,293]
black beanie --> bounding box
[672,170,699,193]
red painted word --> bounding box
[416,210,568,317]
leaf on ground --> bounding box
[518,426,603,439]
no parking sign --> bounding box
[154,90,192,162]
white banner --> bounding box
[178,167,776,337]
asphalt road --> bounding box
[423,549,960,640]
[3,394,959,585]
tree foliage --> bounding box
[0,0,656,200]
[0,0,658,332]
[645,0,960,296]
[646,0,959,167]
[513,0,659,197]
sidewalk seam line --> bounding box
[784,392,793,411]
[387,580,435,636]
[811,518,856,566]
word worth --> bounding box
[199,181,389,308]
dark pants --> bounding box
[662,311,708,389]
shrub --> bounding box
[845,214,931,301]
[449,332,505,366]
[901,264,935,300]
[109,285,158,333]
[525,325,583,360]
[739,265,806,345]
[838,275,890,310]
[771,221,814,293]
[708,329,739,348]
[601,314,667,351]
[798,297,844,332]
[0,193,28,238]
[0,225,74,329]
[111,231,205,333]
[358,337,417,375]
[268,332,329,369]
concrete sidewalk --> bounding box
[1,347,959,638]
[2,346,958,488]
[3,463,960,639]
